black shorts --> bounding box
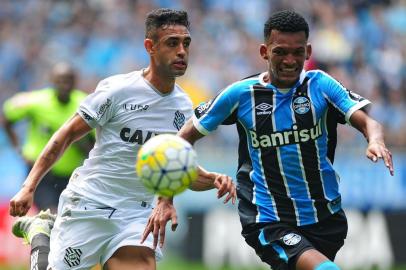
[242,210,348,270]
[34,171,69,210]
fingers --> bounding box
[171,214,178,232]
[140,218,153,244]
[223,182,237,204]
[216,174,232,198]
[382,149,394,176]
[367,144,394,176]
[9,200,29,217]
[158,219,166,249]
[152,218,160,250]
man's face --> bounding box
[53,73,75,103]
[150,25,191,77]
[260,30,311,88]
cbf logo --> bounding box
[282,233,301,246]
[173,110,186,130]
[293,96,310,114]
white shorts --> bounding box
[48,189,162,270]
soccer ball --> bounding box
[136,134,198,197]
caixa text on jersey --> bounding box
[120,128,157,144]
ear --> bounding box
[306,43,312,60]
[260,44,269,60]
[144,39,155,55]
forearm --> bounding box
[350,110,385,144]
[3,119,19,149]
[365,119,384,144]
[23,127,74,192]
[189,166,217,191]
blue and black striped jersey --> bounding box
[193,70,370,227]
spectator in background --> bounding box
[0,0,404,147]
[2,62,94,211]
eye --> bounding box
[167,39,179,47]
[273,49,285,56]
[183,40,191,48]
[294,50,305,56]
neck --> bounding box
[142,67,175,94]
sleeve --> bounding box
[192,84,240,135]
[319,72,371,123]
[3,92,37,122]
[77,79,116,128]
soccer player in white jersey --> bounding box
[9,8,236,270]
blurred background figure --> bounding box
[1,62,94,212]
[0,0,405,269]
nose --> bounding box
[177,44,187,57]
[283,54,296,66]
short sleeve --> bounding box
[78,80,116,128]
[192,84,240,135]
[318,72,371,123]
[3,92,40,122]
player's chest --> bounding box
[111,98,191,137]
[239,89,327,129]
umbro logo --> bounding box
[255,103,273,115]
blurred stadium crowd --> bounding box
[0,0,405,147]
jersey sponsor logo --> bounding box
[195,101,212,118]
[96,98,112,119]
[347,90,362,102]
[282,233,301,246]
[120,128,156,144]
[80,110,93,121]
[173,110,186,130]
[255,103,273,115]
[249,119,322,148]
[123,103,149,111]
[63,247,82,267]
[292,96,311,114]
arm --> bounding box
[9,113,92,216]
[141,119,237,249]
[2,116,19,150]
[180,118,236,201]
[350,110,394,176]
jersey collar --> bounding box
[258,70,306,91]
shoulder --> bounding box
[305,69,337,85]
[173,84,193,105]
[223,74,260,93]
[95,70,143,95]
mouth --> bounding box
[173,60,187,69]
[279,67,298,75]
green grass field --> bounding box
[2,258,406,270]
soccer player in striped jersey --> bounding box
[143,10,394,270]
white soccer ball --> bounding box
[136,134,198,197]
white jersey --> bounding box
[67,70,193,209]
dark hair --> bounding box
[264,10,309,41]
[145,8,190,40]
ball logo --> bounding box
[293,96,310,114]
[282,233,301,246]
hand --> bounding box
[366,141,394,176]
[213,173,237,204]
[9,186,34,217]
[141,197,178,249]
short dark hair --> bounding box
[145,8,190,40]
[264,10,309,41]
